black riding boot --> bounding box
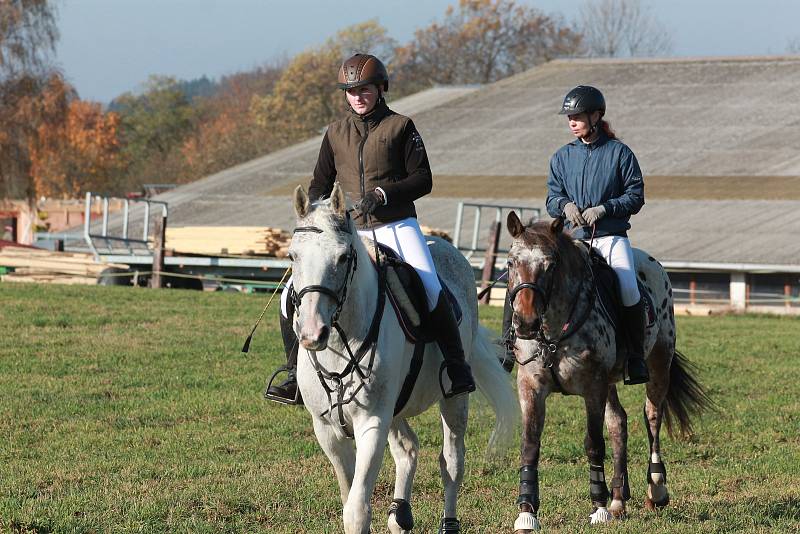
[430,292,476,398]
[264,306,302,404]
[500,294,516,373]
[621,298,649,385]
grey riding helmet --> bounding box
[559,85,606,116]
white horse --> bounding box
[288,183,518,534]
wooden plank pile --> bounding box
[165,225,452,258]
[165,226,291,257]
[0,246,127,285]
[419,225,452,243]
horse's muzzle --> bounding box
[514,314,541,340]
[299,324,330,350]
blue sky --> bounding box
[56,0,800,102]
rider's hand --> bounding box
[563,202,586,226]
[582,205,606,226]
[355,189,384,217]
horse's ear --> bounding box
[330,182,346,216]
[294,185,310,218]
[507,211,525,238]
[550,216,564,235]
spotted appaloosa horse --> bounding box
[504,213,710,532]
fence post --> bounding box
[150,211,167,288]
[479,221,501,305]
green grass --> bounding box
[1,283,798,533]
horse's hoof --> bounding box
[514,511,541,532]
[645,484,670,510]
[589,506,614,524]
[608,499,627,519]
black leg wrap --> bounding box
[438,517,461,533]
[589,464,609,504]
[611,474,631,501]
[388,498,413,530]
[647,461,667,485]
[516,465,540,512]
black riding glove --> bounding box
[355,190,384,218]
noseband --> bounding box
[290,225,357,322]
[507,256,559,338]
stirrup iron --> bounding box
[264,366,302,405]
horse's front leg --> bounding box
[438,394,469,533]
[604,385,630,518]
[343,414,392,534]
[584,384,612,525]
[311,415,355,507]
[514,366,549,533]
[387,418,419,534]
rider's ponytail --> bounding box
[599,119,617,140]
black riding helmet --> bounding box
[558,85,606,116]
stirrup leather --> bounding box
[264,366,302,405]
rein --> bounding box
[508,245,596,370]
[290,219,386,439]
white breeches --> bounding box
[357,217,442,311]
[586,235,640,307]
[281,217,442,317]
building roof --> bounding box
[136,56,800,268]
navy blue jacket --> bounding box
[545,131,644,239]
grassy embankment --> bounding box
[1,283,798,533]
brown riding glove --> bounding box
[582,205,606,226]
[563,202,586,226]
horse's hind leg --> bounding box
[643,340,672,510]
[438,395,469,532]
[605,385,630,518]
[311,416,355,507]
[387,418,418,534]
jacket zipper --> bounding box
[358,118,369,200]
[580,144,592,209]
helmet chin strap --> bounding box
[580,112,601,142]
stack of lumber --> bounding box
[166,226,290,257]
[0,246,127,285]
[419,225,452,243]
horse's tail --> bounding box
[664,350,713,437]
[471,325,519,459]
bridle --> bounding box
[289,225,357,324]
[289,218,386,439]
[506,255,560,335]
[506,243,596,369]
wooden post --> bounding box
[479,221,501,305]
[150,212,167,288]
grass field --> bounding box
[1,283,798,533]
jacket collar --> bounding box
[570,128,609,149]
[348,98,390,129]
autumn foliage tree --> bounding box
[250,20,396,145]
[392,0,583,92]
[0,0,60,199]
[29,99,124,197]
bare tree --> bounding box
[579,0,673,57]
[788,37,800,54]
